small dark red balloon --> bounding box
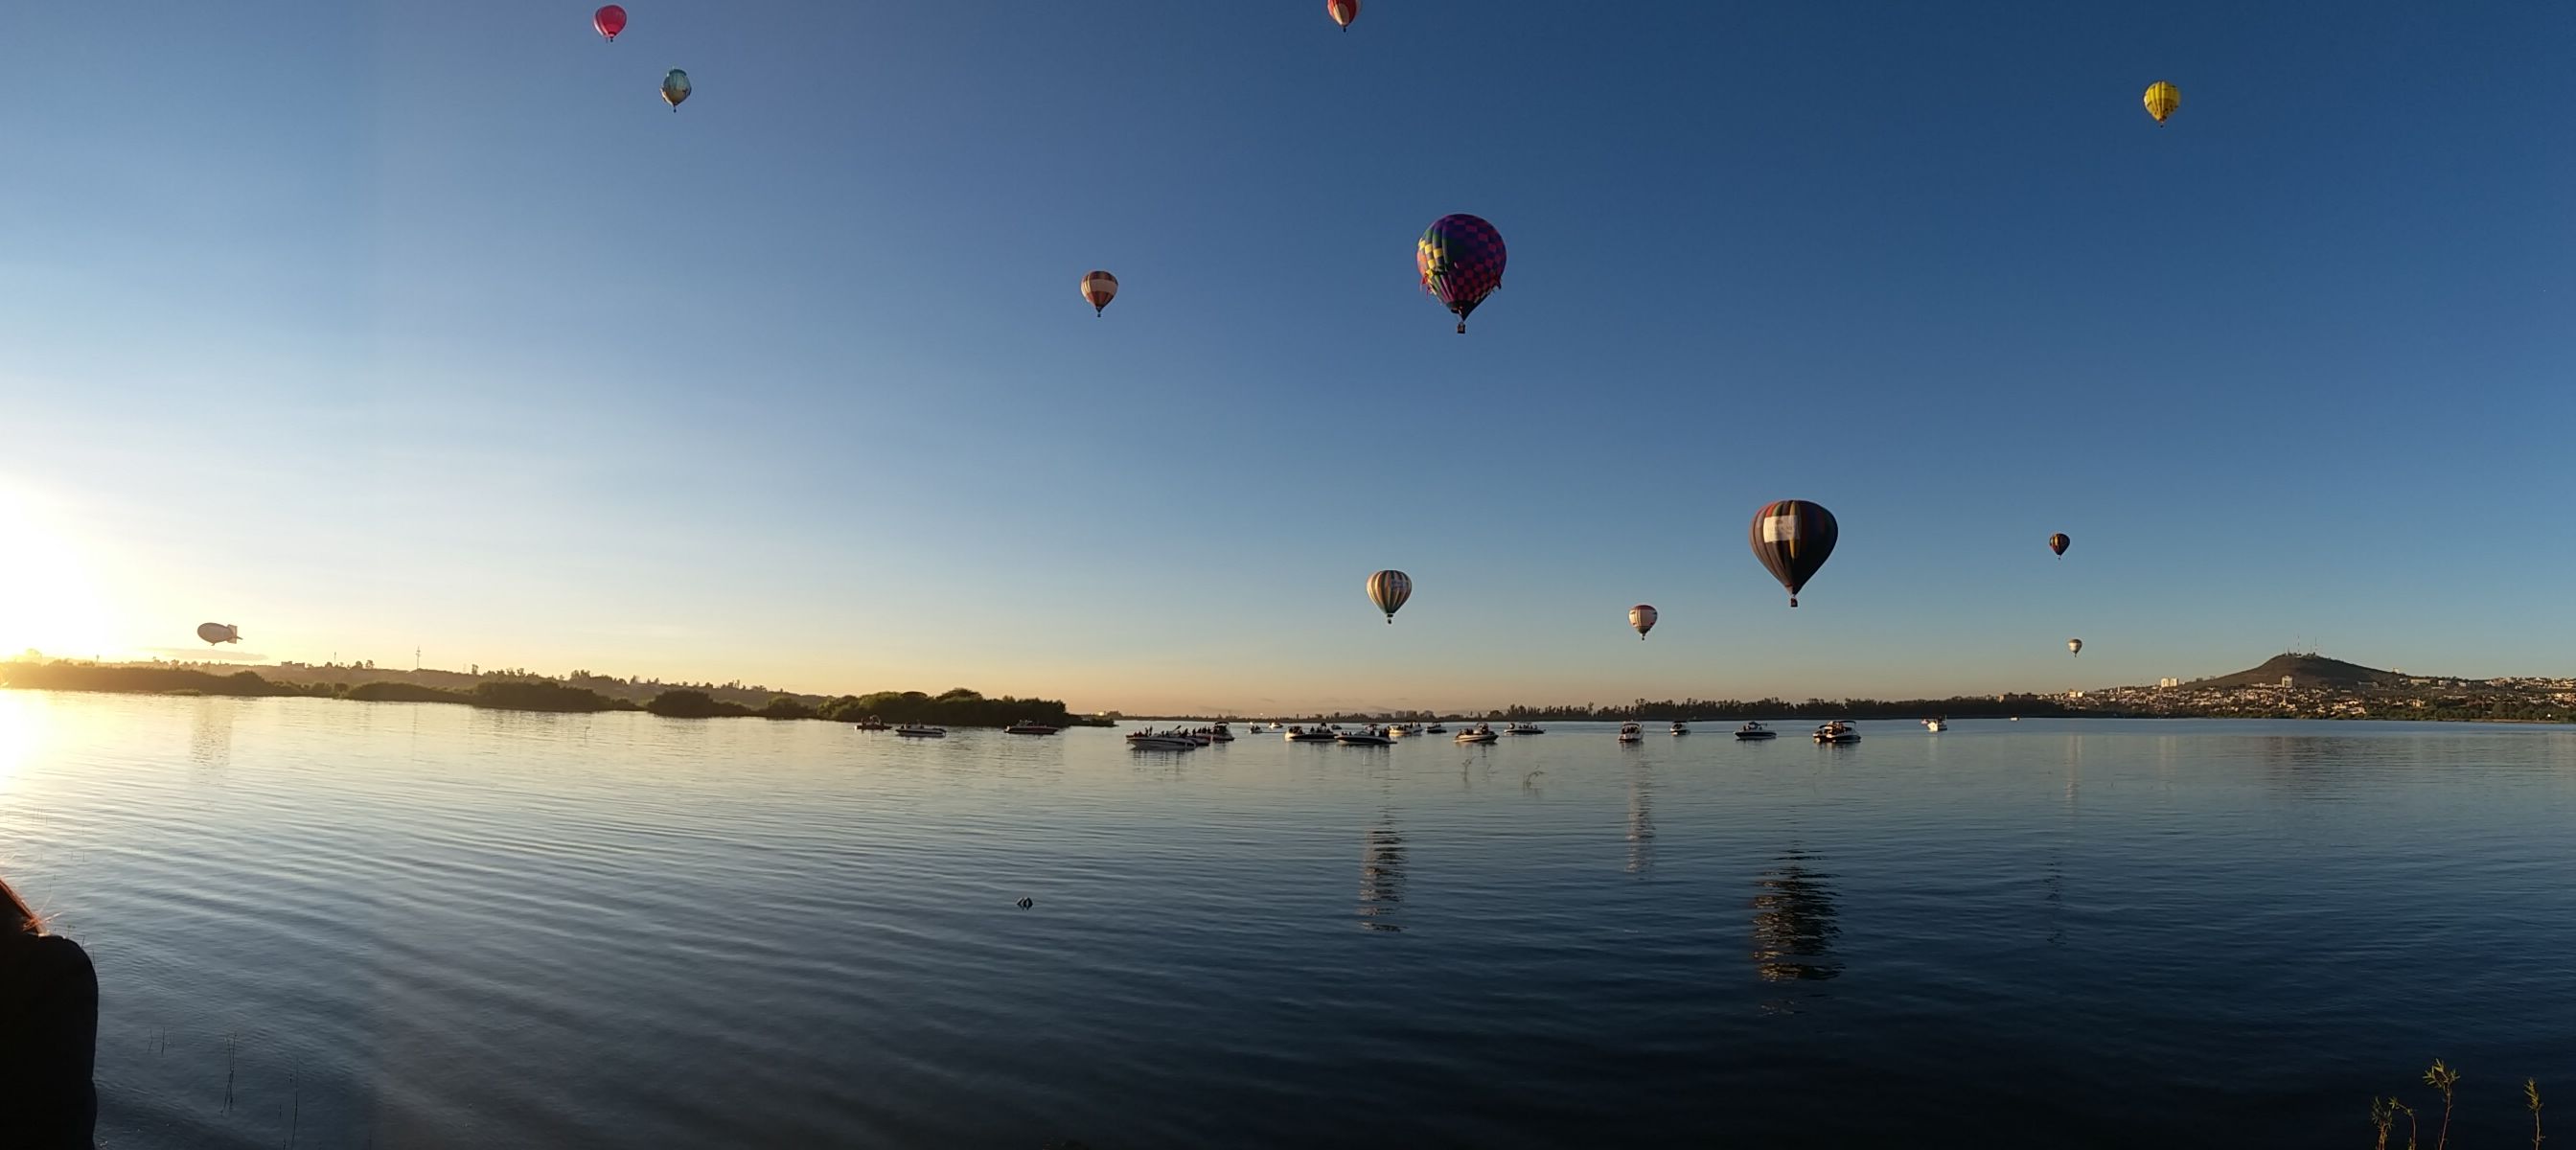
[593,5,627,41]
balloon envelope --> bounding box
[2049,532,2071,557]
[1081,270,1118,315]
[196,623,241,645]
[662,69,692,108]
[1327,0,1358,28]
[1748,500,1838,607]
[2144,80,2179,124]
[1629,605,1657,638]
[2069,638,2083,656]
[1367,570,1413,623]
[1417,214,1506,334]
[593,5,626,41]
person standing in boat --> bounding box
[2,875,98,1147]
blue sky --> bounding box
[2,1,2570,713]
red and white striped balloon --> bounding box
[1081,270,1118,316]
[1327,0,1359,30]
[1628,605,1658,639]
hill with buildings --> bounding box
[2075,653,2573,722]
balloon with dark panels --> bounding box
[1748,501,1838,608]
[1366,570,1412,623]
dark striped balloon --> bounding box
[1748,501,1837,608]
[2049,532,2070,558]
[1366,570,1412,623]
[1416,214,1506,334]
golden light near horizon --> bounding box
[0,693,45,795]
[0,486,122,659]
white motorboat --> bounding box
[1128,729,1200,750]
[1669,721,1690,736]
[1386,724,1414,738]
[1454,724,1498,744]
[1813,721,1861,745]
[1504,723,1546,735]
[1286,725,1336,743]
[1337,726,1394,747]
[895,724,947,739]
[1922,717,1947,732]
[1208,723,1235,743]
[1617,722,1644,744]
[1735,722,1778,741]
[1425,723,1447,733]
[1003,721,1059,735]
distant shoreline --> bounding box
[0,661,1107,729]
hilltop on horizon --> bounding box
[2182,653,2411,691]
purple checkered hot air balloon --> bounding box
[1417,214,1506,334]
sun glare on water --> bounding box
[0,487,121,659]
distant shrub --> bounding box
[759,695,815,720]
[646,689,750,719]
[346,681,472,704]
[472,680,632,713]
[0,662,300,698]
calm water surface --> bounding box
[3,693,2573,1148]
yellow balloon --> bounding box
[2144,80,2179,125]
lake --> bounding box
[3,692,2572,1148]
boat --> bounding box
[1286,725,1337,743]
[1269,722,1284,731]
[1669,721,1690,736]
[1127,729,1200,750]
[1735,722,1777,741]
[1003,720,1060,735]
[1504,723,1546,735]
[1813,721,1861,745]
[1921,717,1947,733]
[1617,722,1644,744]
[1336,725,1394,747]
[1454,724,1498,744]
[1386,724,1414,738]
[853,716,890,731]
[1208,723,1234,743]
[895,724,947,739]
[1425,723,1447,734]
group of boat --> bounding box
[884,714,1930,748]
[1722,720,1857,743]
[858,717,1062,739]
[1126,722,1240,749]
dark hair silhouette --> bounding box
[3,876,41,934]
[0,874,98,1147]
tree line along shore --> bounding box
[0,661,1098,728]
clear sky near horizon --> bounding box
[3,1,2571,714]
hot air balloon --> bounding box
[1081,270,1118,316]
[1628,605,1658,639]
[2049,533,2071,558]
[2144,81,2179,125]
[1417,214,1506,334]
[1748,500,1838,608]
[662,69,691,110]
[1327,0,1359,29]
[197,623,242,645]
[1367,570,1412,623]
[2069,638,2083,657]
[593,5,626,42]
